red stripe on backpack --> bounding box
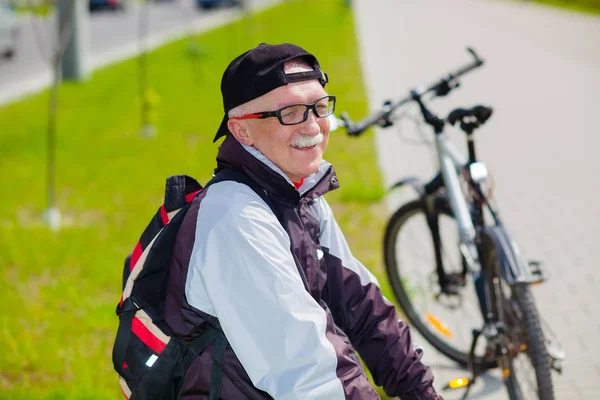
[132,316,167,354]
[185,190,202,203]
[160,205,169,225]
[130,242,143,272]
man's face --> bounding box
[235,80,330,183]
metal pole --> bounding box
[138,0,155,138]
[44,55,61,231]
[58,0,88,81]
[44,0,78,231]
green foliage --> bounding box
[0,0,390,398]
[9,0,55,16]
[524,0,600,14]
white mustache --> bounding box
[291,132,324,148]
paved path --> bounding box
[0,0,276,106]
[354,0,600,398]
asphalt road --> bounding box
[353,0,600,399]
[0,0,276,105]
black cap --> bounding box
[213,43,328,142]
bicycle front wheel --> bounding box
[384,197,494,368]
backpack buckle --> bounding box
[116,296,141,316]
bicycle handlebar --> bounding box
[342,47,484,136]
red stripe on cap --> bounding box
[121,387,130,400]
[185,190,202,203]
[123,362,128,369]
[160,205,169,225]
[132,316,167,354]
[130,242,143,272]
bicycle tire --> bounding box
[505,361,523,400]
[505,285,555,400]
[383,197,496,369]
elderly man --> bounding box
[166,43,441,400]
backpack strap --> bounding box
[164,175,203,212]
[206,168,274,211]
[166,170,272,211]
[209,334,227,400]
[182,325,228,400]
[112,296,141,382]
[120,176,203,290]
[178,168,272,400]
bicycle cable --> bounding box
[393,109,438,169]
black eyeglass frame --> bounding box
[229,95,337,126]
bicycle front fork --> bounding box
[424,195,480,296]
[460,321,510,400]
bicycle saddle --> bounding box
[447,105,493,134]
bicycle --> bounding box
[333,48,564,399]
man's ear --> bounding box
[227,119,253,146]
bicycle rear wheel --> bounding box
[384,197,495,369]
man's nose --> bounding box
[300,110,321,135]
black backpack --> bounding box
[112,169,271,400]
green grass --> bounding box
[0,0,397,398]
[522,0,600,15]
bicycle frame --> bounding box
[435,132,480,272]
[427,129,539,307]
[339,47,562,398]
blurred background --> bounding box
[0,0,598,398]
[354,1,600,399]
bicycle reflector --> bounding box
[425,313,453,337]
[445,377,470,389]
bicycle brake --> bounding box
[545,335,565,374]
[528,259,549,284]
[439,272,467,295]
[378,100,395,128]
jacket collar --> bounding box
[215,135,339,206]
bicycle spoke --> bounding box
[392,206,485,355]
[513,352,539,399]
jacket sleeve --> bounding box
[314,197,440,400]
[185,182,346,400]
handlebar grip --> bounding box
[341,111,369,136]
[467,47,483,64]
[449,48,484,79]
[344,48,485,137]
[340,111,352,128]
[340,112,361,136]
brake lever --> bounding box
[378,100,394,128]
[435,78,461,97]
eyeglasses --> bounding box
[229,95,336,126]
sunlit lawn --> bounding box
[0,1,396,398]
